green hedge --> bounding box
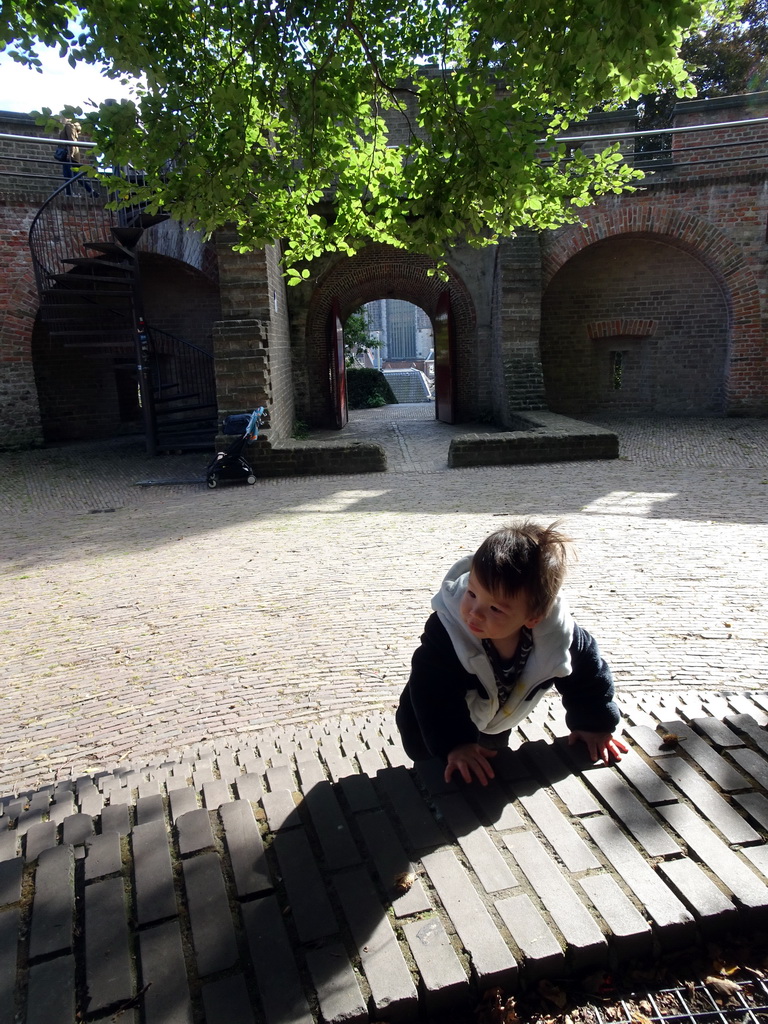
[347,368,398,409]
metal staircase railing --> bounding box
[28,170,217,453]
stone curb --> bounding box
[448,411,619,467]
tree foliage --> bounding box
[683,0,768,94]
[636,0,767,142]
[343,308,380,368]
[1,0,739,267]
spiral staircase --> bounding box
[28,170,217,454]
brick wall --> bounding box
[0,110,77,197]
[0,197,43,447]
[541,92,768,415]
[541,237,729,415]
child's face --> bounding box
[460,571,543,645]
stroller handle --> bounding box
[246,406,267,438]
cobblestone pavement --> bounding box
[1,410,766,792]
[1,412,768,1023]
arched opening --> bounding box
[343,300,435,410]
[31,253,221,442]
[540,236,730,416]
[301,245,476,431]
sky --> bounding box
[0,44,138,116]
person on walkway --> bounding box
[396,519,628,785]
[58,120,94,195]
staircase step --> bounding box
[47,288,135,297]
[154,392,202,405]
[157,417,219,432]
[156,439,215,452]
[111,226,143,248]
[63,258,134,272]
[52,329,132,342]
[84,241,136,259]
[134,212,170,228]
[62,339,134,349]
[53,273,134,286]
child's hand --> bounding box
[445,743,497,786]
[568,730,628,764]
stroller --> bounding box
[205,407,268,489]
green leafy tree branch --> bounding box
[1,0,741,268]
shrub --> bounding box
[347,368,397,410]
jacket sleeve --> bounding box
[554,624,620,733]
[405,613,482,758]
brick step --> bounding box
[4,699,768,1023]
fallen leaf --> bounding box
[706,976,741,998]
[538,979,567,1010]
[393,871,416,893]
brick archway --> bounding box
[541,205,766,413]
[303,245,476,427]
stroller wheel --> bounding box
[207,474,218,489]
[246,475,256,485]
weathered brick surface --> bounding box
[403,916,471,1015]
[435,793,519,892]
[132,819,178,925]
[219,800,271,897]
[183,852,239,977]
[29,845,74,960]
[139,920,194,1024]
[241,896,314,1024]
[0,908,20,1024]
[503,832,607,969]
[495,893,565,978]
[84,832,122,880]
[0,859,22,907]
[581,815,695,944]
[305,941,368,1024]
[578,874,652,959]
[201,975,256,1024]
[356,809,432,918]
[26,955,76,1024]
[84,877,134,1011]
[271,829,340,944]
[334,866,419,1020]
[421,848,518,990]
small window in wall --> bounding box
[611,351,623,391]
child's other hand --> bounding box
[445,743,497,786]
[568,730,628,764]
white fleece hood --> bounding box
[431,556,575,732]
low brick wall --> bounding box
[214,435,387,476]
[448,410,618,467]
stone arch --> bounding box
[31,251,221,441]
[541,236,730,415]
[301,245,476,427]
[541,205,765,413]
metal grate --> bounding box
[590,978,768,1024]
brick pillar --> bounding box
[492,233,547,425]
[212,319,271,421]
[212,231,293,441]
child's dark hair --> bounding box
[471,520,572,618]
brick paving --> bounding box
[0,411,768,1022]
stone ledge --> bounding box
[448,410,619,467]
[239,438,387,477]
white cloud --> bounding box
[0,45,140,115]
